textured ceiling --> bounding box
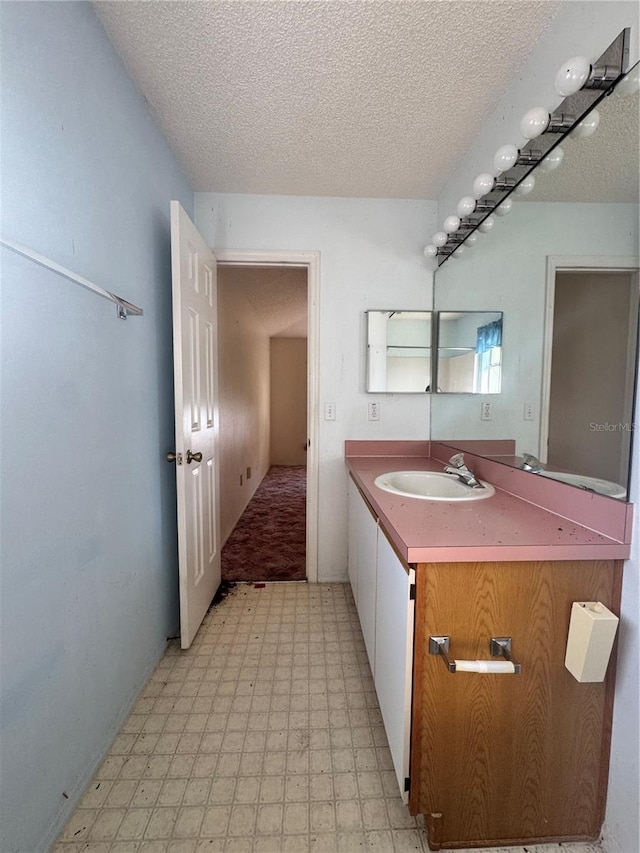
[94,0,559,199]
[218,266,308,338]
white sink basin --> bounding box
[374,471,495,502]
[539,471,626,499]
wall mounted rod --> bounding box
[0,237,143,319]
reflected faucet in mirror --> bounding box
[520,453,544,473]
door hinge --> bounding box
[409,583,416,601]
[404,777,411,793]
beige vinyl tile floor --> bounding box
[54,583,607,853]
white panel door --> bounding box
[375,529,415,803]
[170,201,221,649]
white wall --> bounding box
[195,193,437,580]
[435,4,640,850]
[217,271,272,544]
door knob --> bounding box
[166,451,182,464]
[186,450,202,464]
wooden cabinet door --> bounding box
[410,560,621,849]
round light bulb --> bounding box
[456,196,476,218]
[554,55,591,96]
[570,109,600,139]
[539,146,564,172]
[432,231,448,247]
[478,215,495,234]
[520,107,550,139]
[473,172,495,199]
[493,144,519,174]
[614,65,640,97]
[494,198,513,217]
[423,244,438,258]
[465,232,478,248]
[444,215,461,234]
[514,174,536,196]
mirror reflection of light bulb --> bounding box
[494,198,513,216]
[444,215,461,234]
[493,144,519,174]
[423,244,438,258]
[432,231,448,247]
[456,196,476,218]
[539,146,564,172]
[473,173,495,199]
[615,65,640,96]
[520,107,550,139]
[514,174,536,196]
[465,232,478,247]
[554,55,591,96]
[570,109,600,139]
[478,215,495,233]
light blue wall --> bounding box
[0,4,193,851]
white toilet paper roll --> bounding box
[454,660,516,674]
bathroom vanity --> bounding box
[345,440,632,850]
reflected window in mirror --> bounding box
[366,310,432,393]
[436,312,503,393]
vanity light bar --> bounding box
[425,27,630,266]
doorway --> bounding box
[541,258,639,485]
[214,251,320,583]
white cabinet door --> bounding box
[375,529,415,803]
[347,478,359,605]
[348,477,378,672]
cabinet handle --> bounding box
[429,635,521,674]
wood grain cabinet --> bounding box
[410,559,622,849]
[348,477,622,850]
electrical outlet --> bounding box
[523,401,535,421]
[481,401,493,421]
[324,402,336,421]
[368,401,380,421]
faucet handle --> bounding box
[448,452,465,468]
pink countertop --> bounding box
[345,441,632,564]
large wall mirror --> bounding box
[432,62,640,499]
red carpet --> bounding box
[221,465,307,582]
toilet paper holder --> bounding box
[429,635,522,674]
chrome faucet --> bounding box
[520,453,544,473]
[443,453,484,489]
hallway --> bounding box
[55,584,606,853]
[222,467,307,583]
